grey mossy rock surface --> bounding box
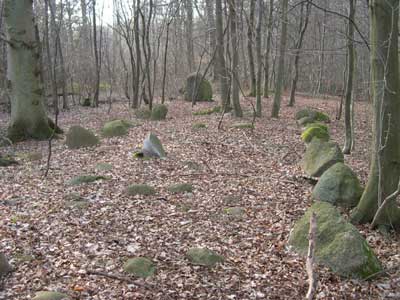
[225,207,246,218]
[298,116,315,127]
[301,138,344,177]
[151,104,168,120]
[32,291,69,300]
[168,183,193,194]
[68,175,106,185]
[184,73,213,102]
[95,162,113,171]
[0,253,12,277]
[141,133,166,158]
[192,106,220,116]
[192,123,208,129]
[135,107,152,119]
[18,151,43,161]
[0,155,18,167]
[288,202,382,279]
[65,126,99,149]
[301,126,329,143]
[312,163,363,208]
[123,257,156,278]
[187,248,224,267]
[126,184,156,196]
[102,120,129,137]
[295,108,330,123]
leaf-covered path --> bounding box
[0,96,399,299]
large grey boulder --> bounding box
[0,253,12,277]
[32,291,68,300]
[186,248,224,267]
[312,163,363,208]
[301,138,344,177]
[288,202,382,279]
[66,126,99,149]
[184,73,213,102]
[102,120,129,137]
[123,257,156,278]
[139,133,166,158]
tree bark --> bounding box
[263,0,273,98]
[255,0,263,116]
[5,0,53,141]
[185,0,194,73]
[247,0,256,96]
[351,0,400,231]
[343,0,356,154]
[271,0,288,118]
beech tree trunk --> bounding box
[247,0,256,96]
[5,0,53,141]
[263,0,273,98]
[255,0,263,116]
[271,0,288,118]
[351,0,400,231]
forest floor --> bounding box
[0,95,399,300]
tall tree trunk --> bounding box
[185,0,194,73]
[229,0,242,117]
[351,0,400,231]
[263,0,273,98]
[288,2,311,107]
[271,0,288,118]
[247,0,256,96]
[343,0,356,154]
[216,0,230,110]
[5,0,53,141]
[92,0,100,107]
[255,0,263,116]
[315,10,327,96]
[205,0,216,81]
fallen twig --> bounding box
[306,212,318,300]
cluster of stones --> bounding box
[288,108,382,279]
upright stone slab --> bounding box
[142,133,166,158]
[301,138,344,177]
[0,253,12,277]
[184,73,213,102]
[312,163,363,208]
[102,120,129,137]
[32,291,68,300]
[288,202,382,279]
[66,126,99,149]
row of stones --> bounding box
[288,108,382,279]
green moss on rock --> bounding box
[231,123,255,129]
[168,183,193,194]
[126,184,156,196]
[68,175,106,185]
[65,126,99,149]
[123,257,156,278]
[95,162,113,171]
[301,138,344,177]
[288,202,382,279]
[102,120,129,137]
[301,126,330,143]
[184,73,213,102]
[295,108,330,123]
[0,155,18,167]
[192,123,208,129]
[32,291,68,300]
[135,107,152,119]
[187,247,224,267]
[151,104,168,120]
[312,163,363,208]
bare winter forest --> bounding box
[0,0,399,299]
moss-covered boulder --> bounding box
[0,155,18,167]
[151,104,168,120]
[184,73,213,102]
[298,116,315,126]
[47,118,64,134]
[32,291,68,300]
[312,163,363,208]
[186,248,224,267]
[123,257,156,278]
[65,126,99,149]
[0,253,12,277]
[81,98,91,107]
[95,162,113,171]
[168,183,193,194]
[135,107,152,119]
[301,126,329,143]
[102,120,129,137]
[295,108,330,123]
[288,202,382,279]
[301,139,344,177]
[18,151,43,162]
[68,175,106,185]
[126,184,156,196]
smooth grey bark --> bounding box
[288,2,311,107]
[216,0,230,110]
[271,0,288,118]
[92,0,100,107]
[246,0,256,96]
[351,0,400,231]
[205,0,216,80]
[343,0,356,154]
[5,0,53,141]
[228,0,242,117]
[185,0,194,72]
[255,0,263,116]
[263,0,273,98]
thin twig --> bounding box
[306,212,318,300]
